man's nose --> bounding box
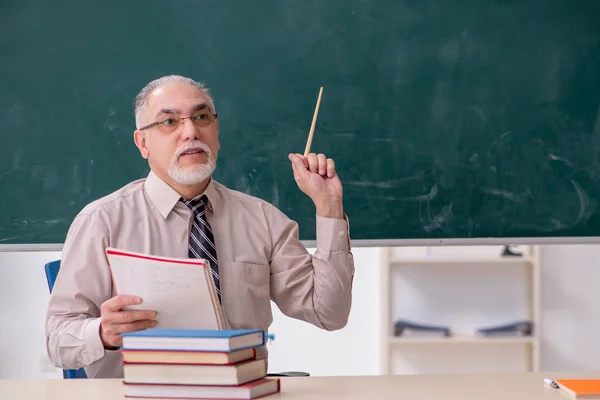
[180,117,198,140]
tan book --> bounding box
[123,358,267,386]
[121,347,256,365]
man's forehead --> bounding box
[147,84,209,112]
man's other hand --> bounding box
[99,295,157,349]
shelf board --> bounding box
[388,336,536,345]
[389,257,533,266]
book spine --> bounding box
[203,265,224,330]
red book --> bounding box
[123,358,267,386]
[123,377,280,399]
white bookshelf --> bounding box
[380,245,541,375]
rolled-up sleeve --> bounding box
[45,210,113,370]
[268,205,355,331]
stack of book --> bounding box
[120,328,280,399]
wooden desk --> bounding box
[2,371,599,399]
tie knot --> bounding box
[181,195,209,215]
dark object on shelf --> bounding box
[394,319,451,337]
[501,246,523,257]
[476,320,533,337]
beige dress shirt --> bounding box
[45,171,355,378]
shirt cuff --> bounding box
[316,213,351,252]
[83,317,106,364]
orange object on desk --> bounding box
[555,379,600,399]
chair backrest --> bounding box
[44,260,88,379]
[44,260,61,292]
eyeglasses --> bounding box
[139,110,218,133]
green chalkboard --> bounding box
[1,0,600,245]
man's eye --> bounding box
[162,118,177,125]
[194,113,209,120]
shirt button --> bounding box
[338,230,345,236]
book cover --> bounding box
[123,328,263,339]
[121,328,265,352]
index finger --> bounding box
[105,295,142,312]
[288,153,309,169]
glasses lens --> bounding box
[191,111,214,127]
[157,116,181,133]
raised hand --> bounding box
[288,152,343,219]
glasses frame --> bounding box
[138,112,218,131]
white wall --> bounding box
[540,245,600,371]
[0,251,62,379]
[1,244,600,379]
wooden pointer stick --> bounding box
[304,86,323,157]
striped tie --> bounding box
[181,195,220,303]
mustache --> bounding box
[174,141,212,159]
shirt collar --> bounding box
[144,170,218,219]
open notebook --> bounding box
[106,248,224,330]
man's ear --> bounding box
[133,130,150,159]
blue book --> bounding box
[121,328,265,352]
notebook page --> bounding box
[106,248,224,330]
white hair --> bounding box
[133,75,216,129]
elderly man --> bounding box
[45,75,355,378]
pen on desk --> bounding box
[544,378,559,389]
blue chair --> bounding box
[45,260,309,379]
[44,260,88,379]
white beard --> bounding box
[168,141,216,185]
